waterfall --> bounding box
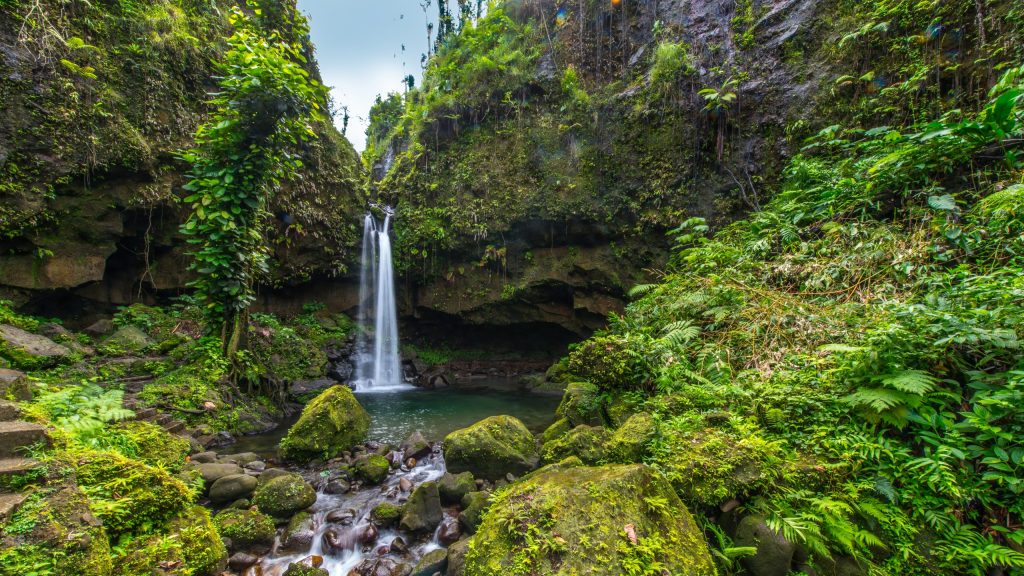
[353,209,406,391]
[353,214,376,384]
[371,214,403,388]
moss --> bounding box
[370,502,404,528]
[556,382,605,427]
[463,463,716,576]
[567,337,645,391]
[279,385,370,461]
[113,420,190,472]
[252,473,316,518]
[70,450,194,538]
[0,485,112,576]
[540,417,571,445]
[283,564,329,576]
[248,314,329,382]
[603,412,656,464]
[351,454,390,485]
[540,425,610,465]
[169,506,228,576]
[443,415,539,481]
[213,508,276,550]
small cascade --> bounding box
[257,451,447,575]
[353,208,410,392]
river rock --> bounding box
[209,473,258,502]
[259,467,292,485]
[322,528,352,554]
[282,562,328,576]
[438,471,475,505]
[229,552,260,572]
[411,548,448,576]
[252,473,316,518]
[324,479,350,494]
[326,508,355,524]
[281,512,316,553]
[279,385,370,461]
[436,516,461,545]
[390,536,409,555]
[457,491,491,535]
[190,451,218,464]
[735,515,796,576]
[220,452,263,466]
[214,508,276,554]
[464,460,716,575]
[446,538,469,576]
[399,477,413,492]
[0,324,70,368]
[350,557,411,576]
[370,502,403,528]
[399,481,442,532]
[400,430,432,460]
[197,462,244,485]
[443,415,539,481]
[352,454,390,485]
[357,522,380,545]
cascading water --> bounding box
[371,213,403,389]
[354,208,407,391]
[353,214,377,384]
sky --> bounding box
[296,0,436,152]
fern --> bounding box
[628,284,658,299]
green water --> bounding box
[224,388,561,455]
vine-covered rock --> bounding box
[279,385,370,461]
[464,461,716,575]
[443,415,539,481]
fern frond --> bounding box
[628,284,658,299]
[877,370,936,395]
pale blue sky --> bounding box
[297,0,436,151]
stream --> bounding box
[225,387,560,575]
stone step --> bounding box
[0,421,49,458]
[0,457,42,484]
[134,407,156,420]
[153,413,173,426]
[0,492,27,522]
[0,400,21,422]
[164,420,186,434]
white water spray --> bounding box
[354,208,407,391]
[371,213,403,389]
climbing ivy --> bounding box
[179,2,327,363]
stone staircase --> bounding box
[0,399,48,522]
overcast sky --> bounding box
[297,0,435,152]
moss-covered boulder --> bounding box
[567,336,645,391]
[72,450,193,538]
[604,412,656,463]
[556,382,605,427]
[443,415,539,481]
[351,454,390,485]
[412,548,448,576]
[540,417,571,444]
[0,324,71,369]
[438,471,475,505]
[540,424,610,464]
[0,485,112,576]
[252,473,317,518]
[104,325,153,353]
[399,481,443,532]
[370,502,404,528]
[458,491,492,535]
[463,462,716,576]
[279,385,370,461]
[118,506,228,576]
[214,508,276,552]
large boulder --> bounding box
[399,481,443,532]
[196,462,243,486]
[458,491,491,534]
[103,325,153,353]
[734,515,796,576]
[540,424,610,464]
[279,385,370,461]
[252,473,317,518]
[0,324,71,369]
[400,430,432,460]
[463,461,716,575]
[443,415,539,481]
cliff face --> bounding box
[366,0,834,349]
[0,0,362,308]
